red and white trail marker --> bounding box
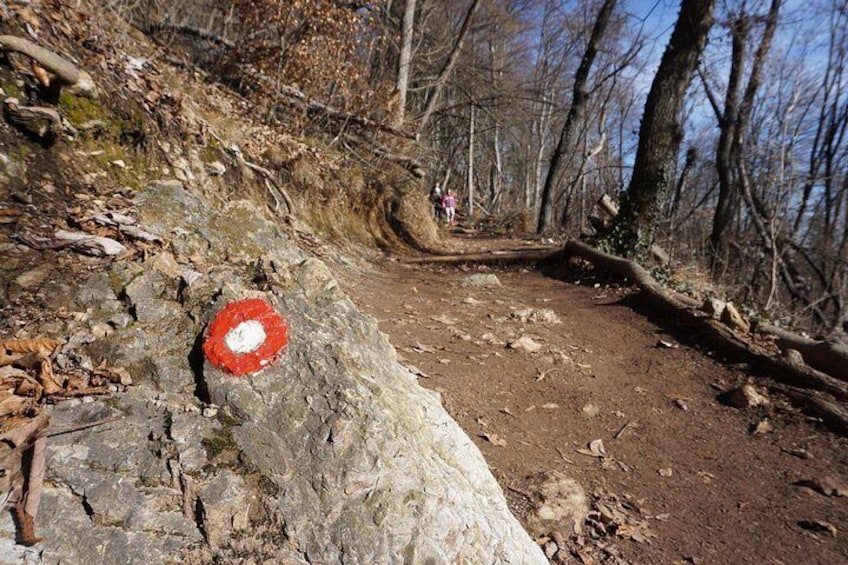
[203,298,290,376]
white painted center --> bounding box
[224,320,267,354]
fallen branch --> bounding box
[367,140,426,178]
[45,415,122,438]
[3,97,77,140]
[1,412,48,546]
[145,22,235,48]
[343,131,426,178]
[0,35,95,95]
[227,146,295,216]
[275,83,417,141]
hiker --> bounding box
[442,189,457,225]
[430,183,443,222]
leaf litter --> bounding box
[0,335,132,545]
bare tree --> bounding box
[416,0,482,133]
[536,0,618,233]
[709,0,782,271]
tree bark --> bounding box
[392,0,416,128]
[536,0,617,234]
[710,0,782,270]
[710,16,746,269]
[467,103,476,217]
[605,0,716,257]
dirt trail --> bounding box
[337,234,848,564]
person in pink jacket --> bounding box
[442,189,457,225]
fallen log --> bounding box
[784,388,848,436]
[145,22,235,48]
[561,240,848,434]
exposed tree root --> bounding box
[756,323,848,382]
[0,35,95,95]
[402,248,560,265]
[561,240,848,435]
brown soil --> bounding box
[338,232,848,565]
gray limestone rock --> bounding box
[7,180,547,564]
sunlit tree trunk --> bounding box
[606,0,716,257]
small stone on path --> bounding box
[462,274,502,288]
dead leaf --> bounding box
[0,412,48,446]
[2,338,62,358]
[577,439,607,458]
[31,63,50,88]
[14,375,42,398]
[751,419,773,435]
[0,208,23,224]
[37,360,63,396]
[93,365,132,385]
[616,522,654,544]
[0,391,35,418]
[480,433,508,447]
[64,374,88,392]
[0,351,24,366]
[500,407,516,418]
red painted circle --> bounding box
[203,298,290,376]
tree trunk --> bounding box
[536,0,617,234]
[711,0,782,270]
[467,103,476,217]
[605,0,716,257]
[710,16,746,270]
[392,0,416,128]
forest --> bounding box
[123,0,846,335]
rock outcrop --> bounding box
[0,181,545,564]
